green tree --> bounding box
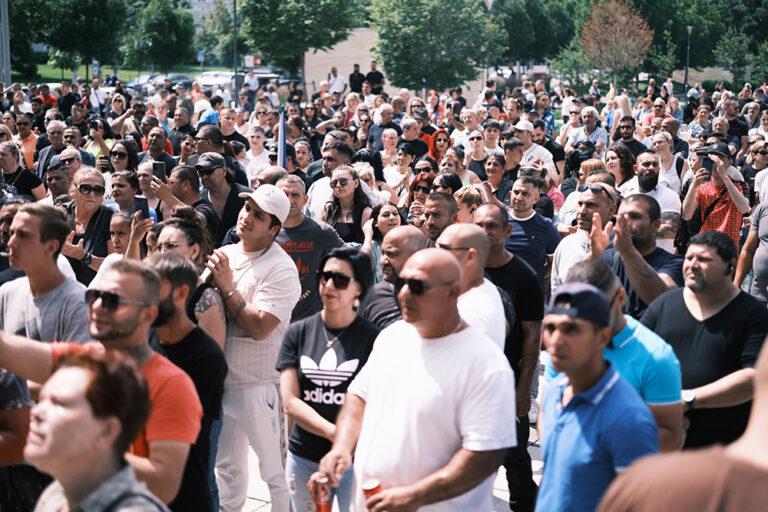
[753,41,768,83]
[647,30,678,80]
[548,39,591,94]
[195,0,251,67]
[714,29,751,85]
[44,0,127,68]
[121,0,195,72]
[8,0,42,78]
[370,0,505,91]
[47,49,81,77]
[240,0,358,73]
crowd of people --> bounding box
[0,67,767,512]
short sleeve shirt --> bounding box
[696,181,744,246]
[505,212,560,285]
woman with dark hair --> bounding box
[432,172,463,195]
[108,139,140,175]
[156,206,226,348]
[351,148,384,183]
[277,246,379,512]
[362,202,402,282]
[604,144,636,192]
[383,141,417,198]
[320,166,373,244]
[83,117,115,158]
[399,171,435,225]
[413,155,439,174]
[483,153,514,206]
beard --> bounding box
[152,295,176,327]
[638,172,658,193]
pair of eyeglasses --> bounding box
[319,270,354,290]
[85,289,147,311]
[78,184,106,196]
[468,136,483,141]
[110,151,127,160]
[578,183,617,203]
[753,150,768,156]
[197,166,218,176]
[412,184,431,194]
[396,277,451,296]
[330,177,350,188]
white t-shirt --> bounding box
[89,253,124,288]
[551,229,590,294]
[348,321,517,512]
[457,278,506,350]
[328,74,347,94]
[521,143,557,181]
[754,168,768,204]
[245,149,270,183]
[220,242,300,387]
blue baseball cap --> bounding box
[546,283,611,327]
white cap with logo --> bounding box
[238,184,290,224]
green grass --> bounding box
[17,63,231,83]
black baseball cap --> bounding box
[546,283,611,327]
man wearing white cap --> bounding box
[205,184,301,512]
[515,119,558,183]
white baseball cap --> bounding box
[514,120,534,132]
[238,184,291,224]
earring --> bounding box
[353,298,360,310]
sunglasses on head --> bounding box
[319,270,353,290]
[78,184,106,196]
[330,177,350,188]
[85,289,146,311]
[110,151,127,160]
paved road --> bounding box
[242,428,543,511]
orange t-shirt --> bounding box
[51,343,202,457]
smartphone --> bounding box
[89,120,99,131]
[702,155,714,179]
[96,155,111,173]
[152,161,166,180]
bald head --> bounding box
[255,166,288,187]
[380,225,428,283]
[437,223,490,266]
[402,248,462,288]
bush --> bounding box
[701,79,733,92]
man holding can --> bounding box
[313,248,517,511]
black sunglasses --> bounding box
[413,184,431,193]
[85,289,146,311]
[197,166,218,176]
[753,150,768,156]
[319,270,353,290]
[110,151,127,160]
[78,184,106,196]
[396,277,450,296]
[330,177,350,188]
[578,183,616,203]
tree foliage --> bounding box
[370,0,506,90]
[121,0,195,72]
[43,0,127,66]
[493,0,576,63]
[714,29,751,85]
[753,41,768,83]
[647,30,678,80]
[548,39,592,93]
[240,0,358,73]
[195,0,252,67]
[580,0,653,78]
[8,0,42,77]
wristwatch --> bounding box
[81,252,93,266]
[682,389,696,412]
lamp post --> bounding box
[0,0,11,86]
[684,25,692,90]
[483,0,494,86]
[232,0,238,76]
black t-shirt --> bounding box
[468,156,488,181]
[358,281,401,330]
[641,289,768,448]
[485,256,544,373]
[543,137,565,164]
[534,195,555,219]
[222,130,250,151]
[276,313,380,462]
[616,138,648,159]
[349,72,366,93]
[727,115,749,140]
[3,168,42,198]
[202,183,250,247]
[740,164,763,206]
[64,203,113,286]
[366,70,385,93]
[604,247,683,319]
[151,327,227,512]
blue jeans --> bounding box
[209,415,223,511]
[285,451,353,512]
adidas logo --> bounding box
[300,349,359,387]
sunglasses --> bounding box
[110,151,127,160]
[85,289,146,311]
[197,166,218,176]
[319,270,353,290]
[16,121,30,126]
[330,177,350,188]
[435,138,449,143]
[468,136,483,141]
[569,111,581,115]
[753,150,768,156]
[78,184,106,196]
[578,183,616,203]
[396,277,450,296]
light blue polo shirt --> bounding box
[544,315,682,405]
[536,364,658,512]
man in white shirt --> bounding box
[90,78,108,116]
[436,224,506,350]
[245,126,270,182]
[565,106,610,158]
[315,248,516,511]
[327,67,347,95]
[206,185,301,512]
[515,119,557,183]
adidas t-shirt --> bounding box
[276,312,380,462]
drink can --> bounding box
[314,477,331,512]
[362,479,382,498]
